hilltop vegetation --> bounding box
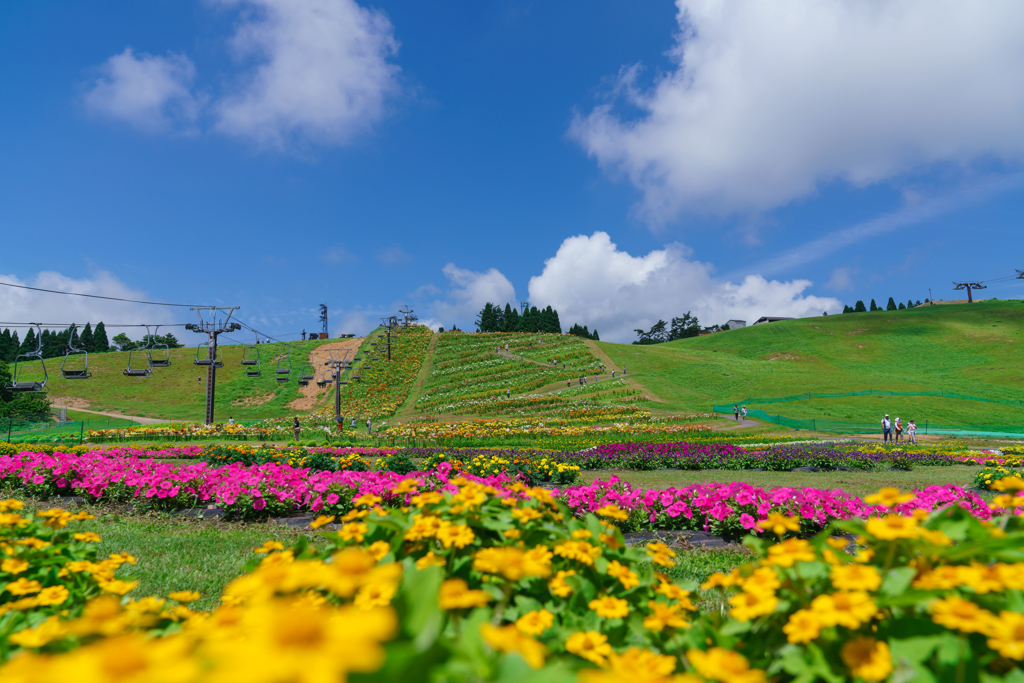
[597,300,1024,426]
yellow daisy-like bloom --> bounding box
[5,578,42,595]
[840,637,893,682]
[411,491,444,507]
[995,562,1024,591]
[957,562,1004,594]
[437,579,491,610]
[479,623,547,669]
[565,630,613,666]
[830,564,882,591]
[35,585,70,606]
[553,540,602,566]
[254,540,284,554]
[16,538,50,550]
[168,590,201,603]
[992,476,1024,492]
[415,551,446,569]
[782,609,821,644]
[571,529,593,539]
[354,580,397,611]
[367,540,390,562]
[595,504,629,521]
[688,648,766,683]
[339,522,368,543]
[354,494,382,507]
[7,615,67,649]
[0,499,24,511]
[391,479,420,494]
[757,512,800,537]
[310,515,335,530]
[929,596,995,634]
[589,596,630,619]
[549,569,576,597]
[603,648,678,679]
[503,529,521,539]
[606,560,639,590]
[701,568,741,590]
[436,522,475,549]
[643,600,691,631]
[741,567,781,596]
[515,609,554,636]
[98,579,139,596]
[864,515,920,540]
[511,508,543,523]
[73,532,102,543]
[1,558,29,574]
[645,541,677,568]
[766,538,816,567]
[986,610,1024,660]
[403,514,442,541]
[810,591,878,628]
[728,590,779,622]
[863,487,915,508]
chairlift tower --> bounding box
[398,306,417,328]
[185,307,241,424]
[319,304,328,338]
[1016,270,1024,280]
[323,348,352,430]
[952,281,986,304]
[380,315,397,361]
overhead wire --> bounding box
[0,280,208,307]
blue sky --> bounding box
[1,0,1023,343]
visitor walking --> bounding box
[302,329,306,341]
[894,417,903,443]
[293,416,301,441]
[733,405,739,421]
[741,405,747,420]
[623,366,626,375]
[567,378,571,388]
[506,388,510,399]
[366,418,372,434]
[350,418,356,429]
[907,419,917,444]
[881,414,891,442]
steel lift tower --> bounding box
[952,281,986,303]
[186,307,241,424]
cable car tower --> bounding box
[953,281,986,303]
[185,306,240,424]
[323,348,352,431]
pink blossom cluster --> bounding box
[554,476,995,533]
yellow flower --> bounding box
[810,591,877,628]
[367,540,390,561]
[728,590,779,622]
[766,538,816,567]
[741,567,781,596]
[436,522,475,549]
[863,487,915,508]
[403,514,442,541]
[783,609,821,643]
[108,552,137,565]
[73,532,102,543]
[606,560,639,590]
[0,499,24,511]
[757,512,800,536]
[168,591,201,603]
[36,585,70,606]
[985,610,1024,660]
[596,504,629,521]
[415,551,446,569]
[992,476,1024,492]
[7,615,66,648]
[688,648,766,683]
[255,540,284,554]
[864,515,920,540]
[830,564,882,591]
[5,578,42,595]
[355,580,397,610]
[503,529,521,539]
[841,637,893,682]
[411,491,444,507]
[15,538,50,550]
[515,609,554,636]
[701,568,741,590]
[480,623,547,669]
[566,630,613,666]
[995,562,1024,590]
[603,648,678,680]
[589,596,630,619]
[929,596,995,634]
[355,494,382,507]
[511,508,543,523]
[553,540,602,566]
[437,579,491,609]
[98,579,139,596]
[310,515,336,530]
[339,522,368,542]
[571,529,593,539]
[645,541,677,567]
[549,569,576,597]
[643,600,691,631]
[1,558,29,574]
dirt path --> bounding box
[396,333,439,417]
[286,338,364,411]
[53,404,168,425]
[712,413,761,430]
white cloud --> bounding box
[321,243,357,264]
[432,264,517,327]
[571,0,1024,221]
[214,0,401,148]
[375,244,412,265]
[0,270,168,342]
[334,310,376,336]
[84,48,201,132]
[825,267,854,292]
[527,232,839,342]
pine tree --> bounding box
[886,297,897,311]
[0,329,11,362]
[592,329,599,341]
[91,322,110,352]
[79,323,94,352]
[869,299,878,311]
[898,302,906,310]
[854,300,866,312]
[550,307,561,334]
[20,327,37,354]
[504,306,519,332]
[843,305,852,313]
[907,300,914,309]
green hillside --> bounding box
[597,300,1024,427]
[41,339,339,421]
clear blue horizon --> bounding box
[2,1,1023,344]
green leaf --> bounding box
[880,567,917,597]
[718,619,751,636]
[889,635,942,666]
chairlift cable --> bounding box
[0,281,208,307]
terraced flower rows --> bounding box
[415,332,605,414]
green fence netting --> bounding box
[1,418,141,445]
[715,389,1024,409]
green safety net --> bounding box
[715,389,1024,409]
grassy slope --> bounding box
[596,301,1024,426]
[44,339,338,421]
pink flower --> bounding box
[739,513,756,530]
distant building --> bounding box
[752,316,794,325]
[725,319,746,329]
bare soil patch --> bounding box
[233,394,276,407]
[286,337,364,411]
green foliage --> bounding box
[854,300,866,312]
[376,451,416,474]
[477,303,563,334]
[887,297,898,311]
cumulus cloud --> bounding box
[83,48,201,132]
[431,264,517,327]
[375,244,412,266]
[214,0,401,148]
[0,271,167,341]
[825,267,854,292]
[526,232,839,342]
[571,0,1024,221]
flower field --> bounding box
[414,332,604,414]
[3,472,1024,681]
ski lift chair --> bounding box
[149,326,171,367]
[124,339,153,378]
[60,324,91,380]
[298,363,314,387]
[194,342,223,368]
[6,323,48,391]
[242,345,261,377]
[276,346,291,384]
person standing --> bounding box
[733,405,739,421]
[881,414,891,442]
[894,417,903,443]
[741,405,747,420]
[293,416,301,441]
[302,329,306,341]
[366,418,372,434]
[350,417,356,430]
[567,378,571,388]
[506,388,510,399]
[907,419,917,444]
[228,416,235,425]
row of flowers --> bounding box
[3,473,1024,681]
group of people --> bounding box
[881,414,917,444]
[291,415,374,440]
[732,405,747,421]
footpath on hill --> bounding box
[395,333,440,417]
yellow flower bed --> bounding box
[3,477,1024,681]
